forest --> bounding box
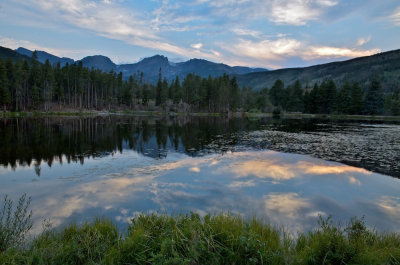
[0,52,399,115]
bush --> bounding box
[0,194,33,251]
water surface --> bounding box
[0,116,399,234]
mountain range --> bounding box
[13,47,267,84]
[1,45,399,92]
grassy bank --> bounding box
[1,213,399,264]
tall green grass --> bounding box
[0,197,399,264]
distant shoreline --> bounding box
[1,110,400,121]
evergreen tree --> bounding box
[325,79,337,113]
[287,80,303,112]
[349,81,364,114]
[161,77,168,105]
[172,76,182,104]
[229,76,240,110]
[156,68,162,106]
[364,76,384,115]
[338,81,352,114]
[0,60,11,111]
[269,79,284,107]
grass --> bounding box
[0,209,399,264]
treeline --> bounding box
[1,52,400,115]
[0,53,148,111]
[269,78,400,115]
[0,54,267,112]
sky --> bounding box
[0,0,400,69]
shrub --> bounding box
[0,194,33,251]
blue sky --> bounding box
[1,0,400,69]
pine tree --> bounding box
[287,80,303,112]
[0,60,11,111]
[338,81,352,114]
[156,68,162,106]
[325,79,337,113]
[349,81,364,114]
[364,76,384,115]
[269,79,284,107]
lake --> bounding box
[1,116,400,235]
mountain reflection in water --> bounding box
[0,116,399,177]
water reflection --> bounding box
[1,116,399,178]
[1,150,399,235]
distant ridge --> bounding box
[236,49,400,92]
[0,46,32,61]
[15,47,74,67]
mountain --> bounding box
[117,55,172,82]
[15,47,74,66]
[80,55,116,72]
[0,46,32,61]
[11,46,267,82]
[237,49,400,92]
[117,56,267,83]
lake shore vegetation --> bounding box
[1,195,399,264]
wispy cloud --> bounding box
[0,36,91,59]
[269,0,339,26]
[391,7,400,26]
[9,0,223,62]
[222,38,302,61]
[220,36,380,67]
[191,43,203,49]
[231,28,263,38]
[357,36,371,46]
[303,46,381,59]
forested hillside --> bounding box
[237,49,400,92]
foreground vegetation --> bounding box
[1,196,399,264]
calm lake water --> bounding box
[1,116,400,235]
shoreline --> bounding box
[1,110,400,121]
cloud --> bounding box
[223,38,302,61]
[231,28,263,38]
[264,193,311,220]
[357,36,371,46]
[297,162,372,175]
[391,7,400,26]
[206,0,338,26]
[269,0,338,26]
[9,0,224,63]
[378,196,400,216]
[0,36,91,59]
[190,43,203,49]
[230,160,297,180]
[303,46,381,59]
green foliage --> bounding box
[0,59,11,110]
[364,75,385,115]
[0,213,400,264]
[0,194,32,251]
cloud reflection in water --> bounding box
[1,150,400,235]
